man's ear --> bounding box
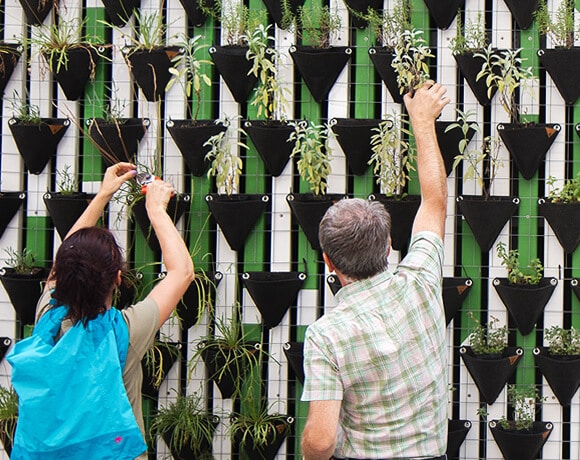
[322,252,335,272]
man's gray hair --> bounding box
[319,198,391,280]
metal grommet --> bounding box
[215,271,223,281]
[143,118,151,127]
[242,273,250,280]
[456,195,464,202]
[550,278,558,286]
[493,278,500,286]
[328,275,336,283]
[368,193,376,201]
[553,124,561,131]
[97,46,105,53]
[329,118,337,126]
[261,195,269,202]
[345,47,352,55]
[546,422,553,429]
[289,45,296,53]
[298,120,308,129]
[538,198,545,205]
[136,272,143,280]
[465,279,473,286]
[497,123,504,131]
[533,347,540,356]
[121,46,131,55]
[86,118,94,126]
[489,420,496,428]
[254,342,261,350]
[44,192,51,199]
[8,117,17,125]
[464,421,471,428]
[0,268,5,276]
[513,197,520,205]
[18,192,26,200]
[209,46,216,54]
[283,342,291,351]
[516,347,524,356]
[537,49,544,57]
[369,47,376,55]
[166,119,174,128]
[572,279,578,287]
[3,338,11,346]
[286,193,294,202]
[183,194,191,202]
[287,416,295,424]
[244,121,252,128]
[298,272,307,280]
[158,272,167,280]
[205,194,213,202]
[576,123,580,132]
[459,346,466,354]
[63,118,70,126]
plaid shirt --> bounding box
[302,232,447,459]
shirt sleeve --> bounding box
[301,323,343,402]
[396,231,444,286]
[122,297,160,359]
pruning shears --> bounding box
[135,172,175,197]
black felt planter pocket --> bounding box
[368,194,420,251]
[209,45,256,103]
[443,277,472,325]
[489,420,553,460]
[0,267,48,325]
[88,117,149,164]
[283,341,305,385]
[245,120,295,177]
[534,346,580,406]
[43,192,95,240]
[330,118,381,176]
[0,192,25,239]
[538,199,580,254]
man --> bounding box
[301,81,450,460]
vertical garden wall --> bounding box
[0,0,578,458]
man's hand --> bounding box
[99,162,137,198]
[404,80,450,126]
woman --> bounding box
[8,162,194,459]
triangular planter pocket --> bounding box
[289,46,351,103]
[538,47,580,105]
[497,123,560,180]
[368,47,403,103]
[125,47,180,102]
[459,346,523,404]
[88,117,149,164]
[457,195,519,253]
[200,341,259,398]
[0,337,12,364]
[422,0,464,29]
[262,0,305,28]
[533,346,580,406]
[493,277,558,336]
[283,341,305,385]
[326,274,342,296]
[234,415,293,460]
[178,0,217,27]
[330,118,380,176]
[141,341,181,399]
[209,45,256,103]
[101,0,140,27]
[447,419,471,458]
[167,119,226,176]
[443,277,472,325]
[43,192,95,240]
[9,117,70,175]
[0,192,25,239]
[489,420,553,460]
[244,120,295,177]
[241,271,306,329]
[343,0,383,28]
[0,44,21,96]
[538,199,580,253]
[368,194,420,251]
[19,0,53,25]
[436,120,477,176]
[132,193,190,252]
[503,0,539,30]
[177,271,222,330]
[286,193,347,251]
[161,416,219,460]
[0,267,48,325]
[44,46,100,101]
[205,193,269,251]
[454,51,498,106]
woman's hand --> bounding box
[99,162,137,198]
[145,179,174,213]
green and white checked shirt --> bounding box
[302,231,447,459]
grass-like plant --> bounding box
[535,0,579,48]
[291,4,342,49]
[496,242,543,285]
[450,10,488,54]
[55,165,78,195]
[0,385,18,450]
[10,90,42,125]
[3,247,38,275]
[143,339,181,391]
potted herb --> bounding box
[341,0,382,29]
[228,403,293,460]
[452,115,519,252]
[391,28,434,96]
[367,112,420,251]
[476,45,560,180]
[243,23,295,177]
[27,17,103,100]
[286,121,344,251]
[0,384,18,456]
[204,117,269,252]
[438,108,478,177]
[150,392,219,459]
[8,91,70,175]
[43,165,95,240]
[207,3,265,103]
[534,325,580,406]
[189,306,262,399]
[166,33,226,177]
[114,10,180,102]
[141,340,181,399]
[459,312,523,404]
[367,0,412,103]
[535,0,580,104]
[488,384,553,460]
[177,269,222,331]
[537,171,580,253]
[288,4,351,102]
[262,0,305,29]
[493,242,557,336]
[0,247,47,326]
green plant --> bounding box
[244,24,289,121]
[4,247,38,275]
[143,340,181,391]
[391,28,434,94]
[26,17,102,74]
[499,384,546,431]
[110,10,171,51]
[0,385,18,450]
[205,117,246,196]
[291,4,342,49]
[218,2,266,46]
[496,242,544,285]
[55,165,78,195]
[10,90,41,124]
[366,0,411,48]
[369,112,416,197]
[166,34,213,121]
[535,0,578,48]
[544,325,580,355]
[475,45,534,123]
[546,172,580,203]
[288,121,333,196]
[450,10,488,54]
[150,392,218,456]
[450,110,503,200]
[467,312,508,355]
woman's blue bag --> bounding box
[7,302,147,459]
